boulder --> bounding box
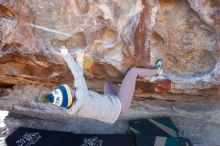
[0,0,219,96]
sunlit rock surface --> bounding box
[0,0,220,145]
[0,0,219,96]
[0,0,220,96]
[187,0,220,31]
[151,0,220,95]
[0,0,170,94]
[0,0,218,96]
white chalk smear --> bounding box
[26,23,72,37]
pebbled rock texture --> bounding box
[0,0,219,95]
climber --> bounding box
[38,46,164,124]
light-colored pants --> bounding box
[104,67,158,113]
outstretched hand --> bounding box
[58,46,84,69]
[60,46,69,56]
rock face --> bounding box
[151,0,220,95]
[0,1,220,145]
[187,0,220,31]
[0,0,219,96]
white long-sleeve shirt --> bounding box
[62,51,121,124]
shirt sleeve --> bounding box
[62,52,89,114]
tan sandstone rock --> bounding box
[0,0,219,97]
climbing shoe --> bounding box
[155,59,164,76]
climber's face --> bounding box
[71,86,77,102]
[72,87,77,98]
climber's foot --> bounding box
[155,59,164,76]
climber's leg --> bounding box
[104,82,120,95]
[118,67,158,113]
